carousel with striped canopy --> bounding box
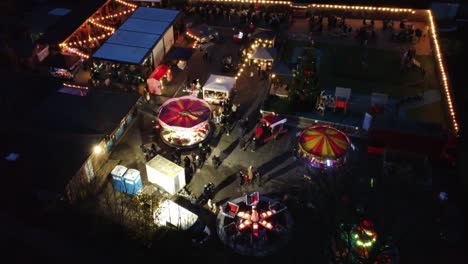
[298,125,351,168]
[157,96,212,148]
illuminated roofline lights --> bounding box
[427,10,459,134]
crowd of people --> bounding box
[308,12,426,46]
[183,2,292,30]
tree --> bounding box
[289,47,320,111]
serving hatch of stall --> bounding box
[202,74,236,104]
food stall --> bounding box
[147,64,172,95]
[157,96,212,148]
[202,74,236,104]
[298,125,351,168]
[146,155,185,195]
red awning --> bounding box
[149,64,169,81]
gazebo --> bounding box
[157,96,212,148]
[298,125,351,168]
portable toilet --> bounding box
[111,165,128,193]
[123,169,143,196]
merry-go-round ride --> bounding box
[216,192,293,256]
[298,125,351,169]
[157,96,213,148]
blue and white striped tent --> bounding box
[111,165,128,193]
[123,169,143,196]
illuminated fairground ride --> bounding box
[335,219,397,264]
[216,192,293,256]
[157,96,213,148]
[298,125,351,169]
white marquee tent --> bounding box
[153,200,198,230]
[202,74,236,104]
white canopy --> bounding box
[203,74,236,93]
[154,200,198,230]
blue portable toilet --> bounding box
[111,165,128,193]
[123,169,143,196]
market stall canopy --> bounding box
[92,7,180,64]
[203,74,236,93]
[251,47,277,61]
[165,46,192,61]
[149,64,170,81]
[158,96,211,131]
[299,125,350,160]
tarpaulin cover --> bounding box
[299,125,350,160]
[158,96,211,131]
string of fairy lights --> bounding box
[427,10,458,134]
[59,0,137,59]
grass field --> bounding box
[315,42,440,98]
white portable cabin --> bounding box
[153,200,198,230]
[202,74,236,104]
[145,155,185,195]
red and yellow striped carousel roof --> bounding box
[298,125,350,160]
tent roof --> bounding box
[251,47,277,60]
[107,30,161,49]
[203,74,236,92]
[120,18,170,35]
[92,43,149,64]
[92,7,179,64]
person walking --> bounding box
[239,136,247,151]
[250,136,257,152]
[238,170,245,187]
[212,155,221,169]
[247,166,254,185]
[151,143,157,157]
[184,156,191,168]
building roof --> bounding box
[1,90,140,194]
[92,7,180,64]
